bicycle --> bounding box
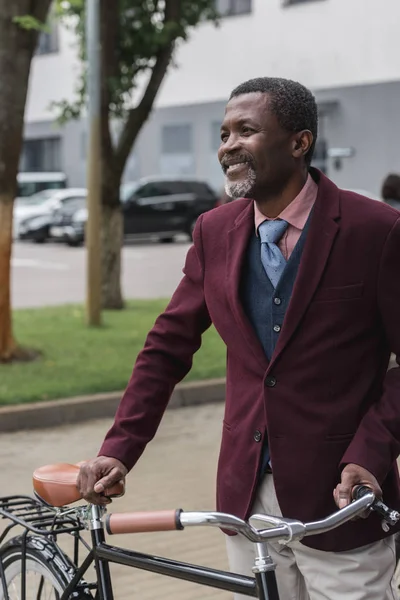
[0,462,399,600]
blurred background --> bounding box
[22,0,399,199]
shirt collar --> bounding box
[254,174,318,234]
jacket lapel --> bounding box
[268,171,341,371]
[226,201,269,373]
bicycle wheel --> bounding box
[0,537,70,600]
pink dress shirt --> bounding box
[254,175,318,260]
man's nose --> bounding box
[219,133,241,158]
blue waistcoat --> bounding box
[240,215,312,471]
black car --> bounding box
[49,196,87,246]
[58,177,218,245]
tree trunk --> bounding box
[0,196,16,360]
[100,172,124,309]
[101,201,124,310]
[98,0,178,310]
[0,0,52,361]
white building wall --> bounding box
[157,0,400,108]
[26,23,81,123]
[25,0,400,123]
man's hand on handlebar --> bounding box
[77,456,128,505]
[333,463,382,515]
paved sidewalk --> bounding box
[0,403,231,599]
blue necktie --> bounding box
[258,220,289,288]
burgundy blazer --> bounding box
[100,169,400,551]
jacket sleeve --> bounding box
[98,215,212,470]
[341,216,400,483]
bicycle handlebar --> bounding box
[105,487,399,542]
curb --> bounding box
[1,357,396,434]
[0,378,226,434]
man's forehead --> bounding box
[223,92,271,122]
[225,92,270,112]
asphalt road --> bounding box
[11,238,191,308]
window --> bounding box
[216,0,252,16]
[61,196,86,213]
[138,183,171,198]
[186,181,217,200]
[20,138,62,172]
[160,124,195,175]
[156,181,186,195]
[81,131,87,159]
[161,124,192,154]
[36,19,59,55]
[211,121,222,151]
[311,139,328,174]
[283,0,326,6]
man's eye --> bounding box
[242,127,253,135]
[220,132,229,142]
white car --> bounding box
[14,188,87,241]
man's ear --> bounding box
[292,130,313,159]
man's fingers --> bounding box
[77,464,98,499]
[77,457,127,505]
[333,484,351,509]
[333,468,355,508]
[333,464,382,516]
[94,467,125,494]
[338,489,350,509]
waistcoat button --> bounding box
[253,430,262,442]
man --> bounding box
[78,78,400,599]
[382,173,400,211]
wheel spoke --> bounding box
[36,574,44,600]
[1,558,65,600]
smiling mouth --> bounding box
[222,155,253,174]
[225,162,250,174]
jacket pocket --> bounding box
[325,432,355,442]
[313,283,363,303]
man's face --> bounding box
[218,92,298,200]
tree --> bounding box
[56,0,217,309]
[0,1,53,361]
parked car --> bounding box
[57,176,218,246]
[15,188,87,243]
[49,196,87,246]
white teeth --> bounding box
[227,162,248,173]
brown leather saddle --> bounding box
[33,463,124,507]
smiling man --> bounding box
[78,78,400,599]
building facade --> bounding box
[23,0,400,196]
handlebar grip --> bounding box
[105,509,183,535]
[352,485,373,501]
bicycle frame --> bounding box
[0,488,395,600]
[59,506,279,600]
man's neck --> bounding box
[255,171,308,219]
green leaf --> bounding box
[13,15,50,33]
[54,0,218,121]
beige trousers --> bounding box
[226,474,397,600]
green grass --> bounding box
[0,301,226,405]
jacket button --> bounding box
[253,430,262,443]
[265,376,277,387]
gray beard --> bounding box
[224,166,257,199]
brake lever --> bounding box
[353,485,400,531]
